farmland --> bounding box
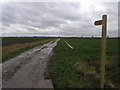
[2,37,55,46]
[2,37,56,63]
[49,38,119,88]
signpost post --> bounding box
[94,15,107,88]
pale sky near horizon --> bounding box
[0,1,119,37]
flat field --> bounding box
[49,38,119,88]
[2,37,55,63]
[2,37,55,46]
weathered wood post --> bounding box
[100,15,107,88]
[94,15,107,88]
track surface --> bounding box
[2,39,60,88]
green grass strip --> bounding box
[2,40,52,63]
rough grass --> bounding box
[2,40,49,56]
[49,38,119,88]
[2,39,53,63]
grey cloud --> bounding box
[1,2,118,37]
[2,2,69,29]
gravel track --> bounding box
[2,39,60,88]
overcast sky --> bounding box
[0,1,119,37]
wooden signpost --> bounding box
[94,15,107,88]
[94,20,102,26]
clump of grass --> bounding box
[3,65,21,81]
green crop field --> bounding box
[49,38,119,88]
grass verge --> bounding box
[2,39,53,63]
